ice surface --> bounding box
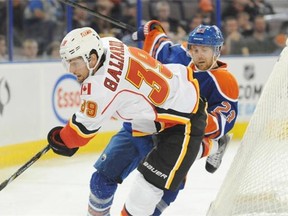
[0,142,239,216]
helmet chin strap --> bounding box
[86,54,103,76]
[88,63,97,76]
[207,55,219,70]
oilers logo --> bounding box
[52,74,80,124]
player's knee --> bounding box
[90,171,118,199]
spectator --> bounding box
[109,0,123,19]
[17,38,40,60]
[12,0,26,47]
[182,13,204,43]
[187,13,204,33]
[23,0,62,55]
[151,1,186,43]
[44,40,61,60]
[120,0,137,29]
[252,0,275,15]
[161,20,186,43]
[244,15,278,55]
[221,16,245,55]
[72,1,90,29]
[273,21,288,54]
[199,0,213,12]
[0,1,6,35]
[90,0,119,37]
[237,11,253,37]
[0,35,8,62]
[120,0,138,46]
[222,0,257,22]
[0,0,26,47]
[198,0,215,25]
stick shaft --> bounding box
[0,145,50,191]
[58,0,136,32]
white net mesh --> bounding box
[207,41,288,216]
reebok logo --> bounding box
[143,162,168,179]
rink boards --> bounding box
[0,56,277,167]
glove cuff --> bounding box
[48,126,64,146]
[48,126,79,157]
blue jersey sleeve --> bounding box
[153,43,191,66]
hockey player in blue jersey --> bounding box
[88,22,239,215]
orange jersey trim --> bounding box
[189,61,238,101]
[143,30,167,54]
[187,66,200,114]
[60,119,97,148]
[120,206,131,216]
[210,67,239,100]
[205,113,219,136]
[156,113,189,125]
[132,130,152,137]
[202,138,213,157]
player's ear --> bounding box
[89,53,98,68]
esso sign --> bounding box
[52,74,80,124]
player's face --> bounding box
[67,57,89,83]
[188,45,215,70]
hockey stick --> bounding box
[0,145,50,191]
[58,0,136,32]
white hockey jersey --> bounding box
[60,37,200,148]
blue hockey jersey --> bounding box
[142,30,239,140]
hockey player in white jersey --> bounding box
[47,27,207,215]
[87,22,239,216]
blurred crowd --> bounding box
[0,0,287,62]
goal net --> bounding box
[207,40,288,216]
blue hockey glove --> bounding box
[132,25,145,41]
[132,20,165,41]
[47,126,78,157]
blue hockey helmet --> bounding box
[187,24,224,55]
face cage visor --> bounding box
[61,56,91,74]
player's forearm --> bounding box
[60,116,99,148]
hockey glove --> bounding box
[132,20,166,41]
[48,126,78,157]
